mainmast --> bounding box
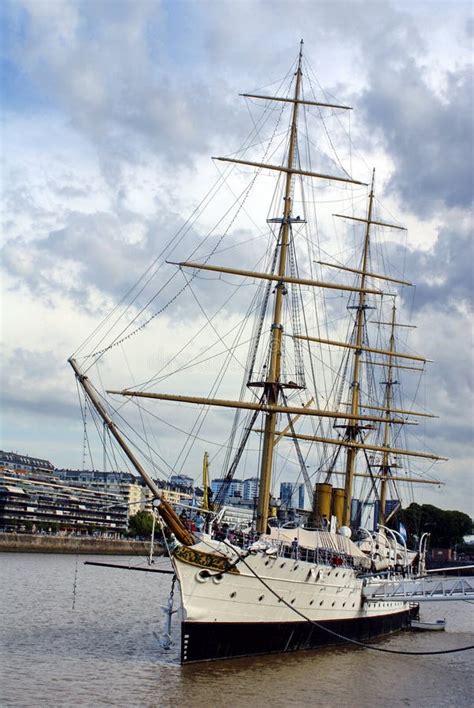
[256,40,304,533]
[341,169,375,527]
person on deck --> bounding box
[194,511,205,536]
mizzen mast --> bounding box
[378,302,397,524]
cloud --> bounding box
[0,347,78,421]
[1,0,473,513]
[362,60,474,215]
[380,210,474,315]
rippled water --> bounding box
[0,553,473,707]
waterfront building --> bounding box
[211,478,230,503]
[211,478,244,504]
[0,470,128,534]
[160,487,193,506]
[169,474,194,490]
[55,469,145,516]
[228,479,243,497]
[372,499,399,531]
[242,477,259,503]
[0,450,54,475]
[59,469,196,513]
[280,482,305,509]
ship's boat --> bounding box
[70,42,447,663]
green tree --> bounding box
[394,503,472,547]
[128,510,155,538]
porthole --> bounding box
[280,563,286,568]
[335,573,339,578]
[332,602,335,607]
[320,601,324,606]
[290,598,295,604]
[230,591,236,598]
[196,570,211,583]
[258,595,264,602]
[342,602,346,607]
[212,573,224,584]
[309,599,314,606]
[293,564,299,570]
[265,560,269,566]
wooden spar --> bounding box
[333,472,443,485]
[295,334,431,363]
[107,388,416,425]
[332,213,406,230]
[170,260,384,295]
[359,360,424,372]
[372,321,416,328]
[315,260,413,287]
[240,93,353,110]
[213,157,367,186]
[84,561,174,574]
[68,358,195,546]
[356,404,437,418]
[341,170,374,526]
[259,429,448,461]
[274,398,314,444]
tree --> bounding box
[128,510,155,538]
[393,503,472,547]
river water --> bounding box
[0,553,473,707]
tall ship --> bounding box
[70,43,450,663]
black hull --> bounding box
[181,608,416,663]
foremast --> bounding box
[256,41,304,533]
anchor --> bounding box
[156,575,178,650]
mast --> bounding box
[379,301,397,525]
[202,451,210,511]
[342,169,375,527]
[256,40,304,533]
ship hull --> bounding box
[181,607,414,663]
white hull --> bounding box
[170,540,413,662]
[172,541,408,624]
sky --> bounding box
[1,0,473,515]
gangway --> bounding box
[362,575,474,603]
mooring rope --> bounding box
[219,541,474,656]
